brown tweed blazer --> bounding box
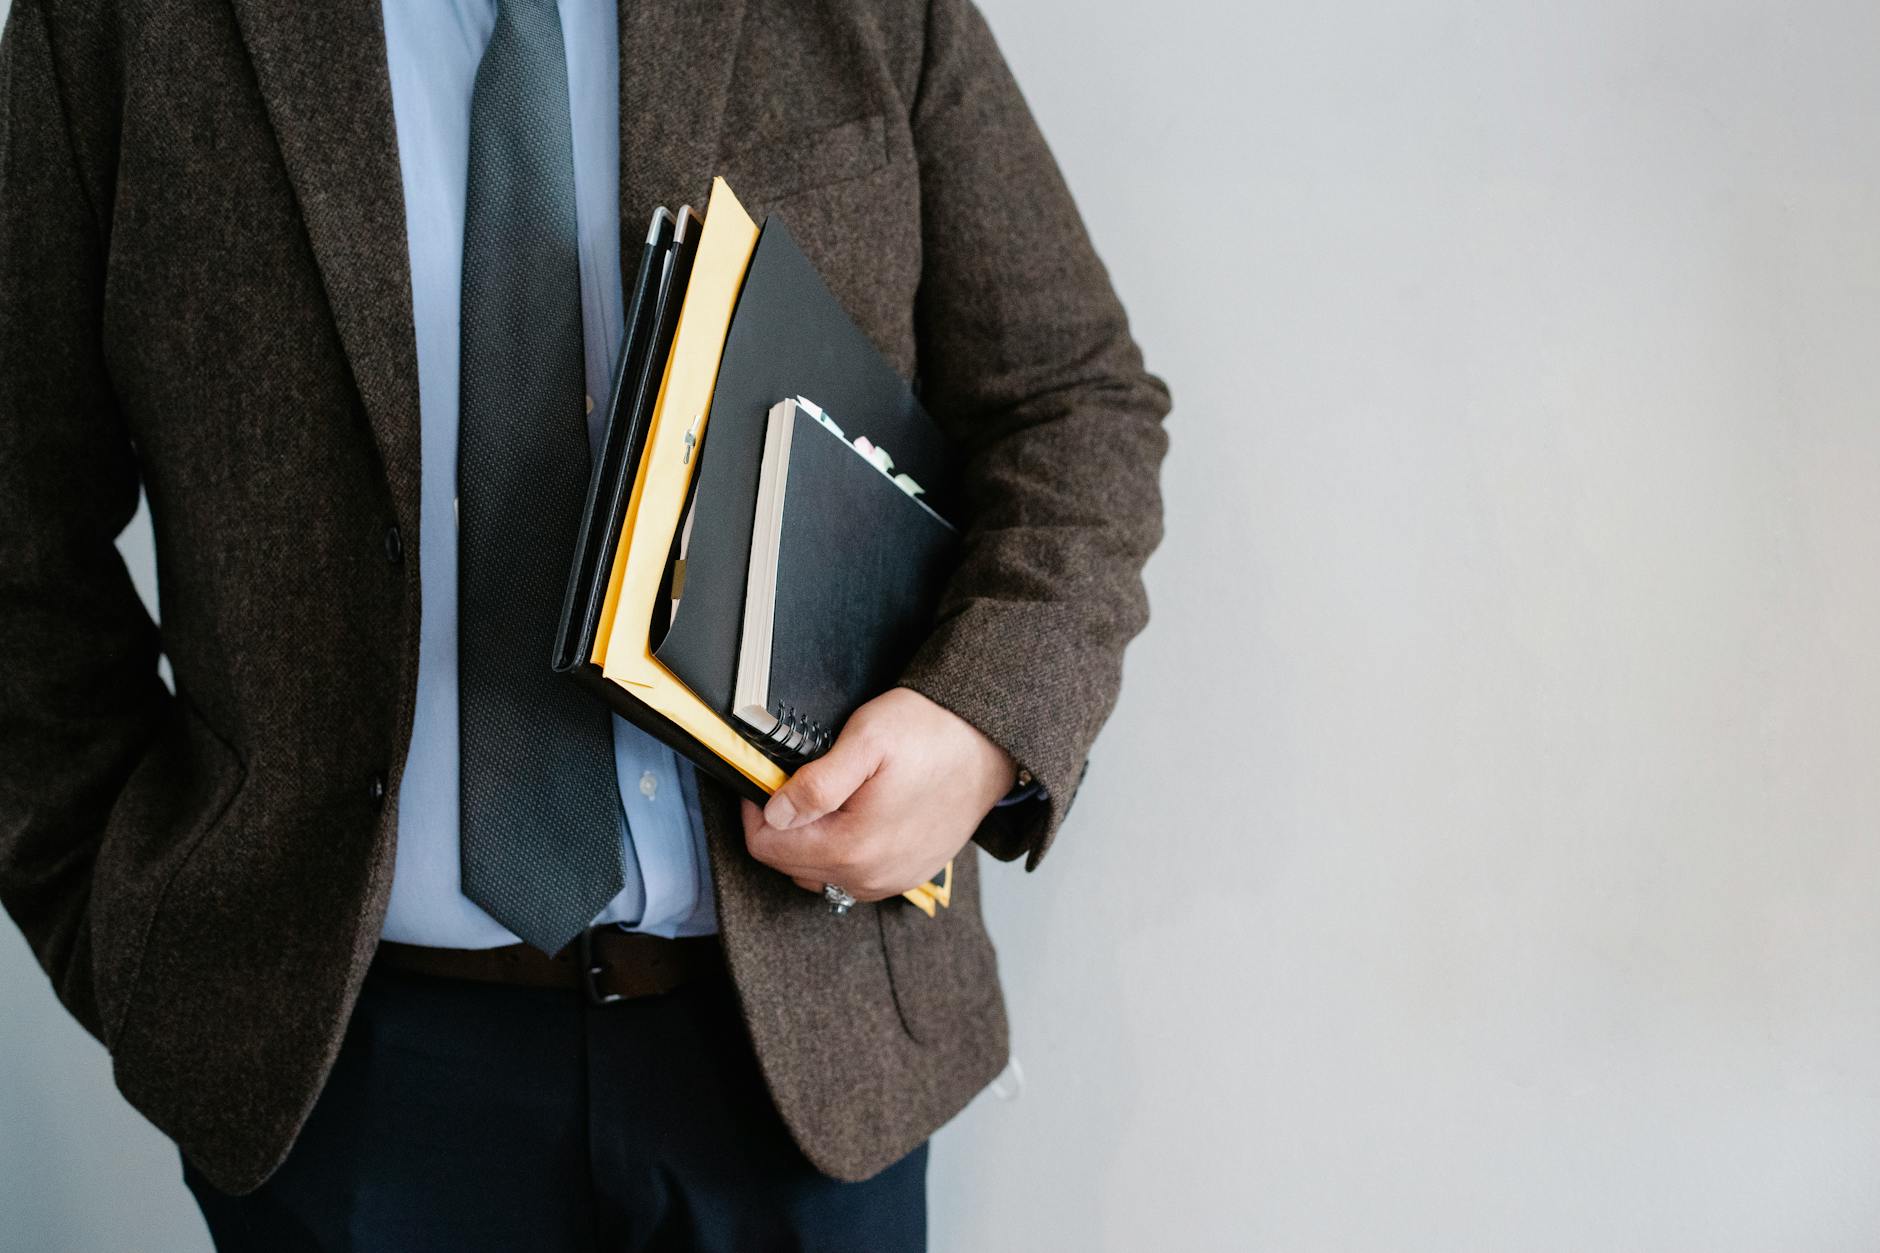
[0,0,1169,1194]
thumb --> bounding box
[764,729,883,830]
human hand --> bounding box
[740,687,1018,901]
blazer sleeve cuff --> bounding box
[895,605,1109,871]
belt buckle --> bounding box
[577,926,624,1006]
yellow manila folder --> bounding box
[597,178,786,794]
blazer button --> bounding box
[368,771,387,805]
[383,524,403,563]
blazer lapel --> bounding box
[228,0,422,528]
[222,0,749,580]
[616,0,750,235]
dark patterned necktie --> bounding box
[457,0,622,955]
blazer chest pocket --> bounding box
[719,112,890,206]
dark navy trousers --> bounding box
[181,956,927,1252]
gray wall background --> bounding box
[7,1,1880,1249]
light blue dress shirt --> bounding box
[378,0,716,946]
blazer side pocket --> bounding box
[876,847,1002,1046]
[89,689,248,1049]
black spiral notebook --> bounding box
[731,398,959,764]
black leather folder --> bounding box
[652,217,958,727]
[552,204,699,674]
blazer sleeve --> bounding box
[0,0,167,1043]
[894,0,1171,870]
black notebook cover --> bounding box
[654,216,957,718]
[743,406,959,759]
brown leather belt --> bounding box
[371,926,725,1005]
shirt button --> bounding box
[639,771,658,800]
[368,772,387,805]
[382,524,403,563]
[585,393,595,414]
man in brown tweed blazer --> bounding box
[0,0,1167,1244]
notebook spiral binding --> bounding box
[754,701,830,767]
